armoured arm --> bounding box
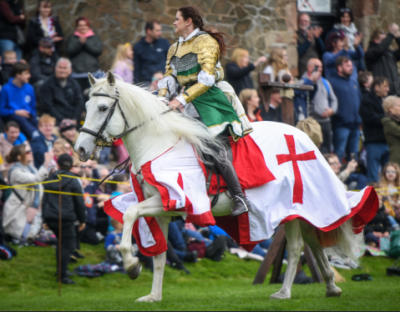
[177,35,220,105]
[158,43,177,101]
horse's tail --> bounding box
[317,220,364,263]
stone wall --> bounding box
[24,0,298,80]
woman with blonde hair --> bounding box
[111,43,134,84]
[239,89,262,122]
[226,48,267,96]
[263,47,289,82]
[382,96,400,166]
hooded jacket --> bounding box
[359,91,386,144]
[327,73,362,129]
[42,170,86,224]
[365,33,400,96]
[0,78,36,117]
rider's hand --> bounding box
[168,99,183,110]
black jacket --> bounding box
[364,207,392,235]
[27,15,64,51]
[29,49,59,84]
[42,170,86,224]
[365,34,400,96]
[0,64,13,86]
[66,34,103,73]
[40,74,84,124]
[0,0,24,43]
[225,62,255,96]
[359,91,386,144]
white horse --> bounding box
[75,72,361,303]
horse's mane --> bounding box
[89,78,224,163]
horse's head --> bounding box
[75,71,127,161]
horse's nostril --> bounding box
[79,147,86,156]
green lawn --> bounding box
[0,243,398,311]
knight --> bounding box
[158,5,254,217]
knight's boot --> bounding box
[215,154,251,217]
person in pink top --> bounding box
[111,43,134,84]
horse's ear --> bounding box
[106,71,116,86]
[88,73,97,86]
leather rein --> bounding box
[79,88,173,147]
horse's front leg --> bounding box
[119,194,168,280]
[136,216,170,303]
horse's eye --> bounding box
[99,106,108,112]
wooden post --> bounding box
[253,73,323,285]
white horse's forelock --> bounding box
[89,78,224,164]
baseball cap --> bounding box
[39,37,54,48]
[59,119,76,133]
[57,153,73,170]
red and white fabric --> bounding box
[104,121,378,256]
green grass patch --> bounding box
[0,243,398,311]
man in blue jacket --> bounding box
[328,56,362,163]
[133,20,170,85]
[0,62,38,139]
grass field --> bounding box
[0,243,399,311]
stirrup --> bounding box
[230,195,249,212]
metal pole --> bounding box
[58,180,62,297]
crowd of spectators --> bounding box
[0,2,399,282]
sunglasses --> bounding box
[81,165,92,169]
[340,8,351,12]
[25,150,32,154]
[386,170,397,174]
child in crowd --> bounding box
[149,71,164,92]
[42,154,86,284]
[0,51,18,87]
[111,43,133,84]
[52,138,74,160]
[358,71,373,96]
[364,183,393,247]
[104,218,123,265]
[379,162,400,228]
[0,62,38,139]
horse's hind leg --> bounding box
[136,216,170,303]
[299,221,342,298]
[270,220,304,300]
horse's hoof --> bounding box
[326,286,342,298]
[127,263,142,280]
[270,291,291,300]
[135,294,161,303]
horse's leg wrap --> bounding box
[270,220,304,300]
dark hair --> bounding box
[323,153,337,164]
[6,144,26,164]
[358,71,373,87]
[37,0,51,14]
[12,62,30,77]
[75,17,90,28]
[337,7,353,23]
[5,121,20,131]
[325,31,345,52]
[371,29,385,42]
[145,20,160,32]
[335,56,351,70]
[109,174,128,192]
[372,76,390,91]
[178,5,230,56]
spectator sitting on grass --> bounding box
[31,114,57,169]
[0,121,31,176]
[2,144,52,244]
[42,154,86,285]
[0,51,17,87]
[0,62,38,139]
[364,184,392,248]
[379,162,400,228]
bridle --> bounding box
[79,87,172,147]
